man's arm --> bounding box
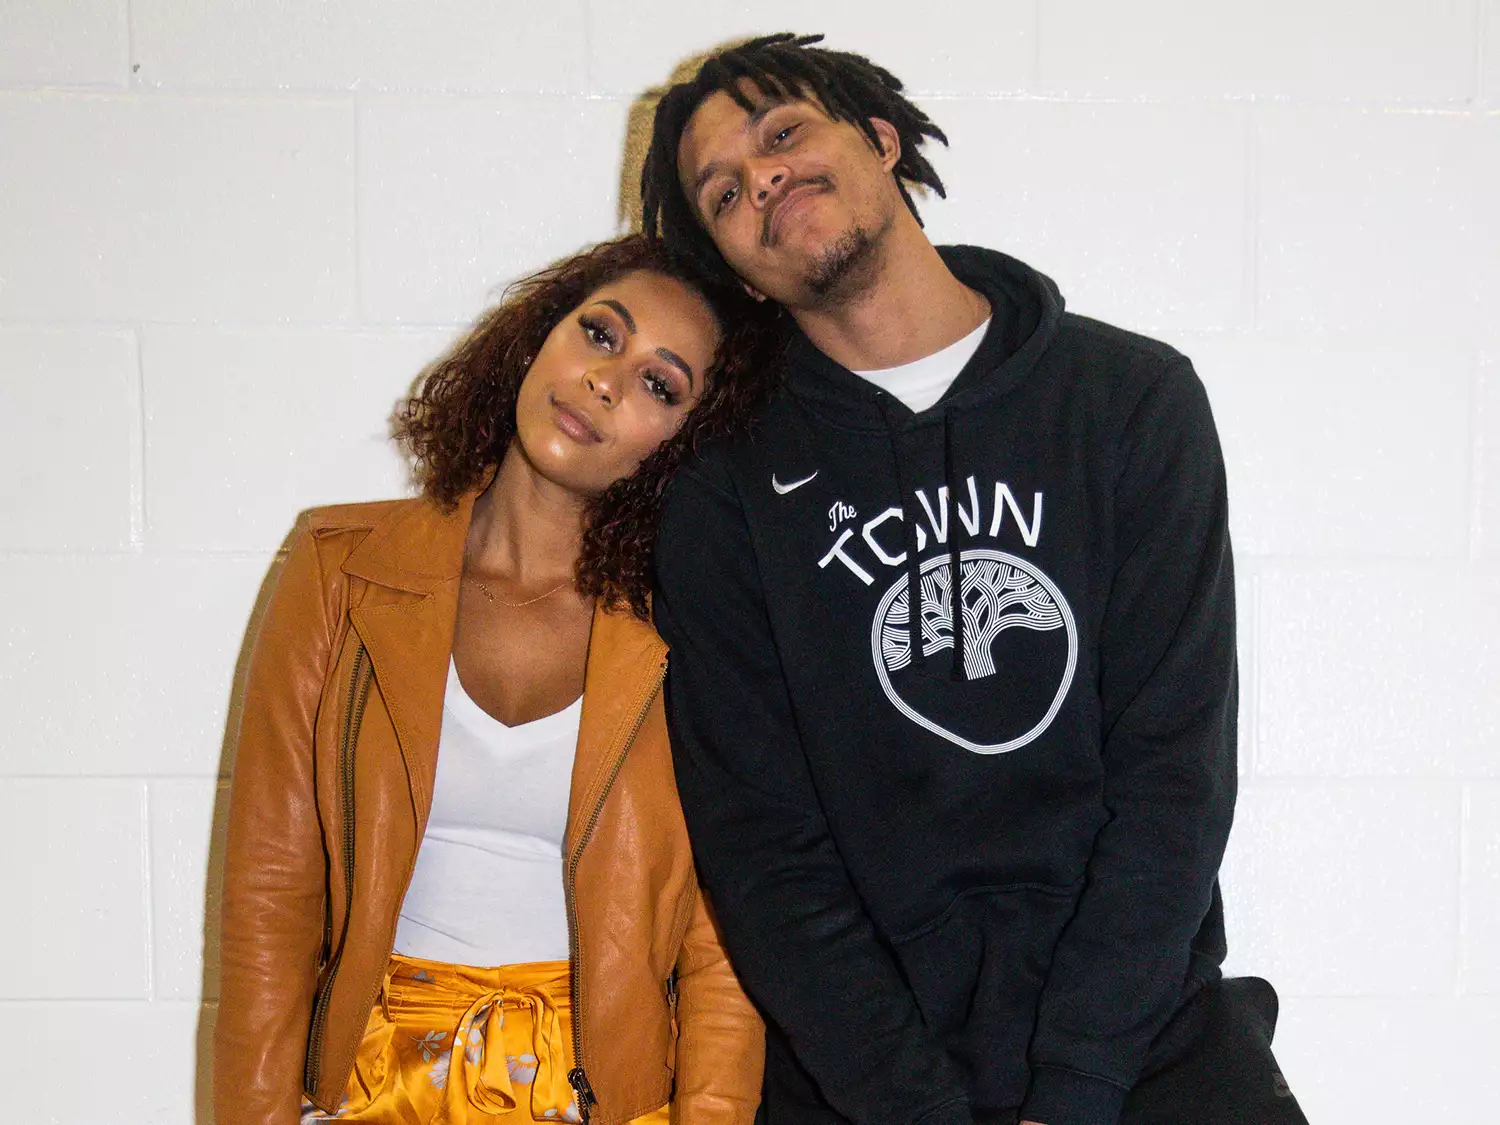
[1020,358,1237,1125]
[655,461,971,1125]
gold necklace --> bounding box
[464,571,571,609]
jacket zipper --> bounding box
[566,658,667,1123]
[304,640,375,1095]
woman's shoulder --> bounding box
[283,494,449,585]
[302,495,431,536]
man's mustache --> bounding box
[762,176,833,247]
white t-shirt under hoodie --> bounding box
[392,658,581,967]
[851,317,990,413]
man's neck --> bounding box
[792,224,989,372]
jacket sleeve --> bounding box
[654,462,973,1125]
[214,524,335,1125]
[1020,358,1238,1125]
[671,883,766,1124]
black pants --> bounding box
[1116,977,1307,1125]
[760,977,1309,1125]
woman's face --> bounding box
[513,269,720,497]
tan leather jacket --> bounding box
[214,494,763,1125]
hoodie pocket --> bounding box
[889,882,1081,1110]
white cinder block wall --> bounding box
[2,2,1496,1121]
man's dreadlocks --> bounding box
[640,33,949,288]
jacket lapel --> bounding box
[565,602,669,856]
[344,493,474,826]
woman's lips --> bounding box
[550,395,603,444]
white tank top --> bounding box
[392,658,581,967]
[852,317,990,413]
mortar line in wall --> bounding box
[126,327,146,550]
[582,0,595,97]
[0,319,469,333]
[1457,784,1472,993]
[1245,104,1261,331]
[0,550,276,563]
[121,0,136,91]
[0,773,230,781]
[1474,0,1487,105]
[1028,0,1042,92]
[1470,354,1485,562]
[140,782,156,1001]
[1244,564,1258,778]
[353,94,365,323]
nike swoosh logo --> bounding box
[772,471,819,495]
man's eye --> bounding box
[714,185,738,216]
[770,124,796,146]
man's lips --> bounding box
[763,179,830,247]
[549,394,603,444]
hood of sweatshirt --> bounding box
[781,245,1064,430]
[781,245,1066,681]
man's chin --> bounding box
[732,226,881,308]
[804,226,879,303]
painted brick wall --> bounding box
[2,2,1495,1120]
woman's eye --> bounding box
[579,316,616,350]
[643,371,680,406]
[771,124,796,146]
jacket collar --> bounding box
[336,489,669,835]
[342,491,475,594]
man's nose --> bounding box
[749,161,789,207]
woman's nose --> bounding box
[583,366,618,407]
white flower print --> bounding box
[412,1030,447,1063]
[299,1095,349,1122]
[506,1053,539,1085]
[428,1051,452,1090]
[461,1004,490,1066]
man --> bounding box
[639,34,1304,1125]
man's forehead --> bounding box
[677,84,826,179]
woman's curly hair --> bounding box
[393,234,785,619]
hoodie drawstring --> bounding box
[944,410,967,682]
[879,395,926,672]
[879,396,967,681]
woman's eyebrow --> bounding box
[594,298,637,333]
[656,347,695,390]
[596,298,695,389]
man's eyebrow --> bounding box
[690,101,788,204]
[594,298,636,334]
[656,347,696,390]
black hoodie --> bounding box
[653,246,1236,1125]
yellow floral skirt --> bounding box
[301,953,669,1125]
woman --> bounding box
[214,236,781,1125]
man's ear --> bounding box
[868,117,902,173]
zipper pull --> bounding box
[665,969,678,1008]
[568,1066,597,1123]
